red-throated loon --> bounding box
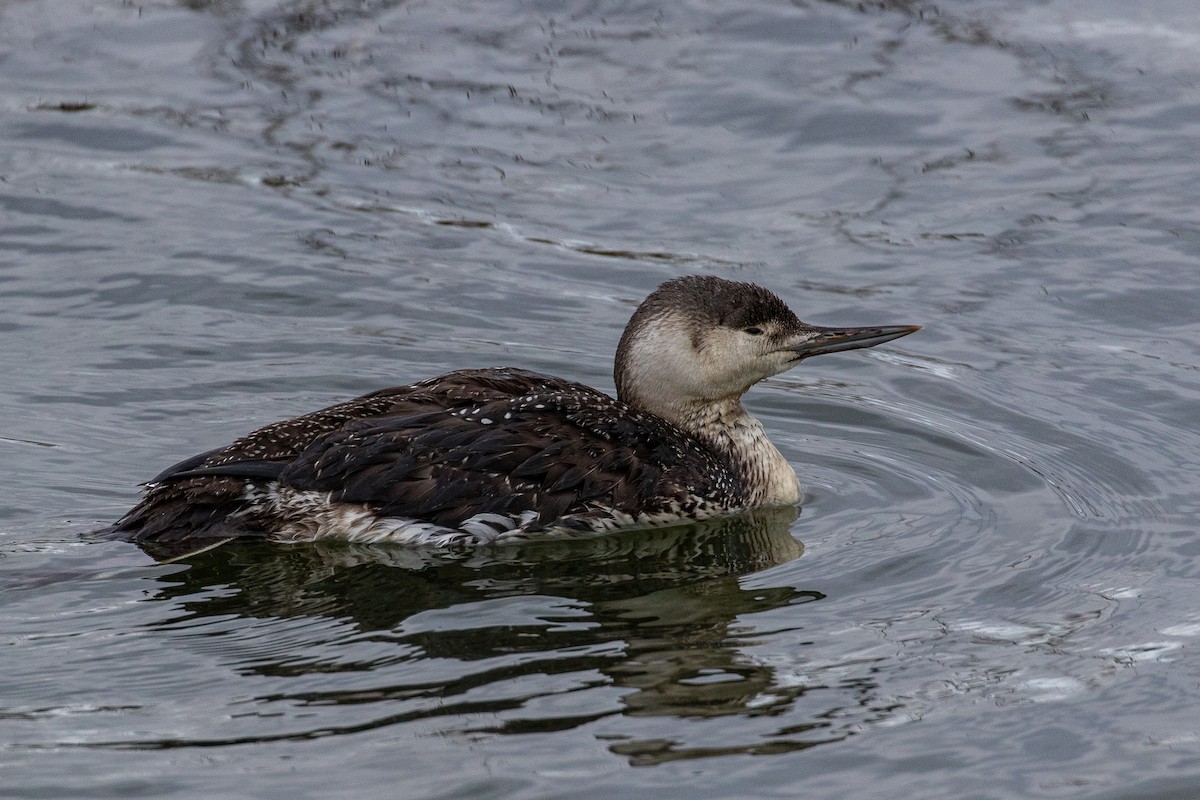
[107,275,919,547]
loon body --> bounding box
[109,276,919,547]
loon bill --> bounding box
[106,275,920,547]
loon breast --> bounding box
[111,368,748,547]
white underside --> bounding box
[245,484,740,547]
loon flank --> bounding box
[108,276,919,547]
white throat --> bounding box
[615,311,802,507]
[669,397,802,507]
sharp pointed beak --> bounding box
[785,323,921,361]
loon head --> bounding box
[614,275,920,427]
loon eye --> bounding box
[743,326,764,336]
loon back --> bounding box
[110,368,746,546]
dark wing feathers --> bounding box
[147,447,225,483]
[510,439,571,478]
[113,368,737,541]
[168,461,289,481]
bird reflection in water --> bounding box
[131,508,889,763]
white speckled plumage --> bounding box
[108,275,919,547]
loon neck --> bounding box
[661,396,802,507]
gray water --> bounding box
[4,0,1200,797]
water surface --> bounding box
[3,1,1200,797]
